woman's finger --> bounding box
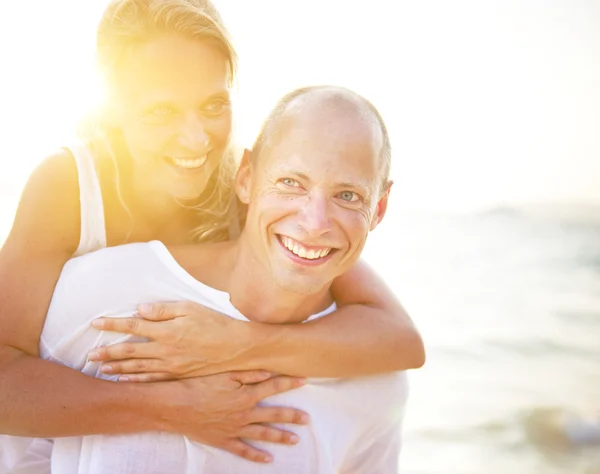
[100,357,166,375]
[246,406,310,425]
[91,316,165,339]
[229,370,273,385]
[88,341,160,362]
[239,424,300,445]
[118,372,174,383]
[137,301,199,321]
[222,439,273,464]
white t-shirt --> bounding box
[40,241,408,474]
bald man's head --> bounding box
[235,86,393,297]
[251,86,392,192]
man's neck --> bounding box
[229,270,333,325]
[185,240,334,324]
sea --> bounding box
[362,205,600,474]
[1,188,599,473]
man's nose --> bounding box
[299,193,333,238]
[177,113,210,151]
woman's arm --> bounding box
[0,153,305,462]
[0,151,147,437]
[93,259,425,379]
[248,259,425,376]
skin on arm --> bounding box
[93,259,425,380]
[0,152,307,463]
[0,151,141,436]
[261,258,426,376]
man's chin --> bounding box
[275,272,329,296]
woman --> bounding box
[0,0,424,469]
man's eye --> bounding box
[338,191,359,202]
[281,178,300,187]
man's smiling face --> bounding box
[236,92,391,296]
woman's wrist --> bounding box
[239,323,296,374]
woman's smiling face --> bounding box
[114,33,233,202]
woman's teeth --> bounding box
[280,235,332,260]
[172,156,208,169]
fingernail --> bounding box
[118,376,130,382]
[297,378,307,386]
[88,351,99,361]
[289,435,300,444]
[262,455,273,463]
[300,414,310,424]
[101,365,112,374]
[138,303,152,315]
[91,319,105,329]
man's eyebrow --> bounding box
[336,180,373,196]
[272,167,373,192]
[337,181,368,190]
[271,169,312,182]
[291,171,311,182]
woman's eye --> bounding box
[142,106,175,121]
[338,191,360,202]
[151,106,173,117]
[203,100,230,115]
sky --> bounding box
[1,0,599,219]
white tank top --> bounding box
[69,139,107,256]
[0,140,107,474]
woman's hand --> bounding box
[88,301,255,381]
[159,370,309,463]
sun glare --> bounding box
[1,0,599,225]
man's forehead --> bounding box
[260,126,381,194]
[271,102,383,155]
[251,87,388,192]
[285,91,380,129]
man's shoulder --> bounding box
[67,242,154,267]
[60,242,163,284]
[52,241,174,312]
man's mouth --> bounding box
[277,235,334,261]
[164,155,209,171]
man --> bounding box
[39,85,408,473]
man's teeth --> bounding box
[280,236,331,260]
[172,156,208,169]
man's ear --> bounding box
[235,149,253,204]
[370,180,393,231]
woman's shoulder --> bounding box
[33,141,109,187]
[23,147,81,225]
[29,147,79,191]
[10,147,82,254]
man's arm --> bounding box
[0,154,307,463]
[90,259,424,379]
[337,420,404,474]
[338,372,408,473]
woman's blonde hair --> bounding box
[80,0,240,243]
